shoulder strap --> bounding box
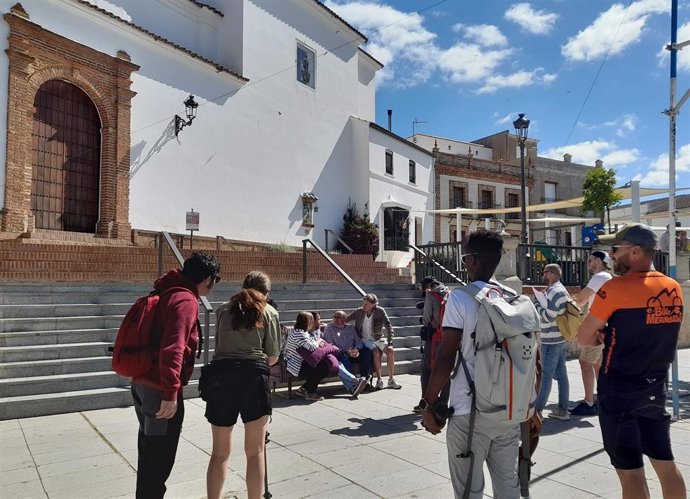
[456,282,483,302]
[456,346,477,499]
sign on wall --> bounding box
[186,209,199,231]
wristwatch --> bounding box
[418,398,434,412]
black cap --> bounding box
[421,276,436,288]
[598,223,658,250]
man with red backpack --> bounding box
[130,252,220,499]
[414,277,450,413]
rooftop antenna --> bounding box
[412,118,428,137]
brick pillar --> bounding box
[2,42,35,234]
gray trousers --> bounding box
[446,413,520,499]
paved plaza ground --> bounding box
[2,350,689,499]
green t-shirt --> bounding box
[213,303,281,361]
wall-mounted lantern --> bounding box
[175,94,199,136]
[301,192,319,227]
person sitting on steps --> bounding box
[347,294,401,390]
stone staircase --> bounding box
[0,282,423,419]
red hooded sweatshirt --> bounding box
[133,269,200,400]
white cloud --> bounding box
[494,113,515,126]
[542,140,640,167]
[562,0,668,62]
[657,22,690,72]
[580,113,638,137]
[453,24,509,47]
[634,144,690,186]
[504,3,559,35]
[85,0,131,21]
[327,1,557,93]
[325,1,438,86]
[437,43,512,83]
[477,68,557,94]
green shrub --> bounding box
[340,201,379,257]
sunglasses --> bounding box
[611,244,635,254]
[461,252,479,263]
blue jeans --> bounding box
[536,342,569,412]
[339,350,372,379]
[337,362,358,391]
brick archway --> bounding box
[1,4,139,239]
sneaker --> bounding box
[351,377,368,397]
[304,392,324,401]
[570,400,598,416]
[388,379,402,390]
[294,387,308,398]
[548,407,570,421]
[375,378,384,390]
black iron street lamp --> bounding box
[513,112,530,281]
[513,113,530,245]
[175,94,199,136]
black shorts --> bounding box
[598,385,673,470]
[202,360,271,427]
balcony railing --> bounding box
[477,201,501,218]
[452,198,473,209]
[505,211,520,220]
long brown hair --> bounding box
[228,288,267,330]
[294,311,313,331]
[227,270,271,330]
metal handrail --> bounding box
[157,232,213,365]
[215,235,227,256]
[302,239,365,297]
[409,243,465,285]
[324,229,354,254]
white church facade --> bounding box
[0,0,434,267]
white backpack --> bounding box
[455,282,540,423]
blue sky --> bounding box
[326,0,690,189]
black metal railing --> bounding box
[384,236,409,251]
[477,201,502,218]
[157,232,213,365]
[517,243,591,287]
[302,239,365,297]
[655,251,669,275]
[413,241,468,284]
[452,198,473,209]
[324,229,353,254]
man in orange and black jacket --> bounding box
[579,224,686,499]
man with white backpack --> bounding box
[421,229,542,499]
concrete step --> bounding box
[0,303,132,319]
[0,328,119,347]
[0,387,133,420]
[0,289,419,308]
[0,356,112,378]
[0,342,112,363]
[0,299,421,321]
[0,358,422,420]
[0,371,127,397]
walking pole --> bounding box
[263,431,272,499]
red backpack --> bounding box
[111,288,193,378]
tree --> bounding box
[340,200,379,257]
[581,164,623,233]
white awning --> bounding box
[527,217,601,223]
[419,187,689,216]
